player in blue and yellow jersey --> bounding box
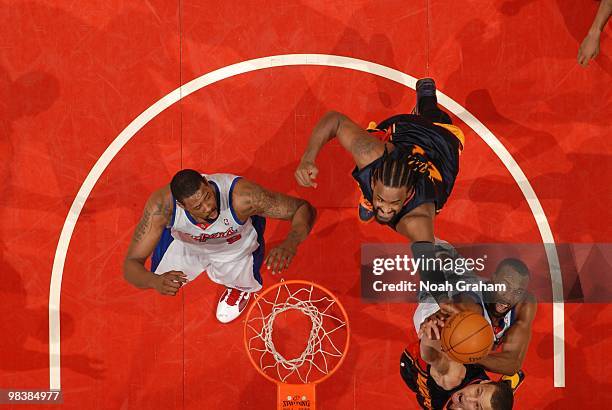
[295,78,465,305]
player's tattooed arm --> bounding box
[235,179,316,273]
[132,192,172,244]
[296,111,386,188]
[123,187,174,289]
[476,294,537,375]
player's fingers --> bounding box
[167,272,188,283]
[294,169,306,185]
[273,253,285,273]
[307,167,319,188]
[166,275,186,286]
[299,171,312,187]
[266,252,279,273]
[277,253,290,272]
[265,251,274,266]
[296,169,311,187]
[161,287,176,296]
[433,325,440,340]
[164,280,181,289]
[422,324,430,339]
[303,172,315,188]
[163,283,178,292]
[265,252,275,270]
[271,254,281,273]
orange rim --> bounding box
[243,279,351,386]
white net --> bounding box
[246,281,348,384]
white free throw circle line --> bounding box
[49,54,564,389]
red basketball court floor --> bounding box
[1,1,611,408]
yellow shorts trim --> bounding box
[434,123,465,150]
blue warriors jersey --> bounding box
[352,114,464,229]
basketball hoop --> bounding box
[243,280,350,410]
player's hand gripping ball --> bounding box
[441,311,494,364]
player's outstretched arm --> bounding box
[476,295,536,375]
[419,312,465,390]
[295,111,386,187]
[578,0,612,66]
[419,313,447,369]
[394,204,436,243]
[233,179,317,273]
[419,314,465,390]
[123,188,187,295]
[396,206,454,307]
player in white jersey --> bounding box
[476,258,536,377]
[413,256,536,381]
[123,169,316,323]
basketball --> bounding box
[441,311,494,364]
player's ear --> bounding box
[176,200,185,209]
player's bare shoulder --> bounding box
[230,177,309,221]
[127,185,174,257]
[228,178,259,216]
[143,185,174,227]
[516,292,537,320]
[229,178,278,218]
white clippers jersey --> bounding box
[483,306,516,344]
[169,173,260,262]
[449,272,514,344]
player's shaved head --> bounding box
[487,258,530,318]
[496,258,530,278]
[171,169,206,204]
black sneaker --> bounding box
[414,78,437,115]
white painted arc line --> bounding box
[49,53,564,390]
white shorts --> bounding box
[151,230,264,292]
[413,298,441,335]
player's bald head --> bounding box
[171,169,207,204]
